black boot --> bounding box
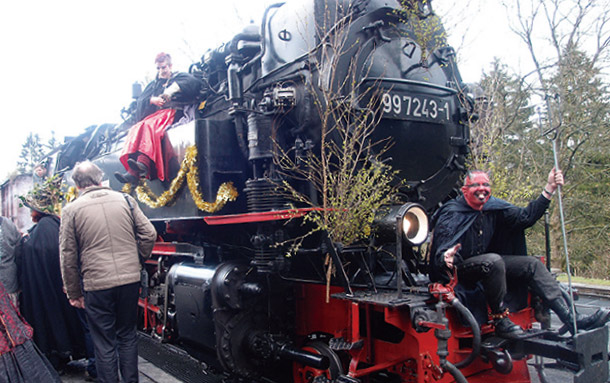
[579,308,610,330]
[549,298,610,334]
[114,172,139,184]
[492,309,525,338]
[127,158,149,177]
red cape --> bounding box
[120,109,176,181]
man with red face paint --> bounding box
[461,171,492,211]
[429,168,610,337]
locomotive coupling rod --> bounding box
[278,345,331,370]
[247,332,330,370]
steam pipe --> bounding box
[229,32,262,54]
[442,361,469,383]
[429,277,480,371]
[449,298,481,369]
[433,300,469,383]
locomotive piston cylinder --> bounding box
[247,113,274,161]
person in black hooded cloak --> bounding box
[16,175,86,372]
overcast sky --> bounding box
[0,0,522,179]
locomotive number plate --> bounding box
[381,92,451,123]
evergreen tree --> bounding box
[468,0,610,278]
[45,130,60,152]
[545,47,610,276]
[470,59,538,202]
[17,133,46,174]
[471,50,610,278]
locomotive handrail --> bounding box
[204,207,322,225]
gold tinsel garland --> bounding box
[124,145,238,213]
[65,186,79,203]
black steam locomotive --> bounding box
[52,0,608,382]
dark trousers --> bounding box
[457,253,561,314]
[85,282,140,383]
[77,308,97,378]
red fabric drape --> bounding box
[120,109,176,181]
[0,282,32,355]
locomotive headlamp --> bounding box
[398,203,429,245]
[370,203,430,298]
[373,203,429,246]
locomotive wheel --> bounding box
[293,341,344,383]
[217,311,264,378]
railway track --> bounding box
[571,283,610,299]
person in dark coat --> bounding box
[115,52,203,184]
[0,280,61,382]
[16,176,86,372]
[429,168,610,337]
[0,216,21,306]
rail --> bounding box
[571,283,610,299]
